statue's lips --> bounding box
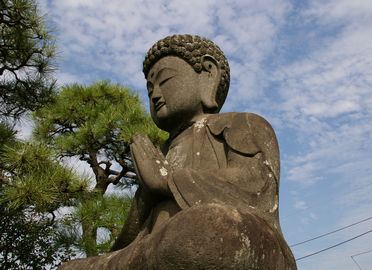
[155,102,165,111]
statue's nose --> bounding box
[152,95,161,105]
[151,86,162,103]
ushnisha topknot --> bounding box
[143,34,230,111]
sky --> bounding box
[31,0,372,269]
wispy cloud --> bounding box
[272,0,372,190]
[293,200,308,210]
[41,0,291,99]
[274,2,372,267]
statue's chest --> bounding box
[166,127,220,170]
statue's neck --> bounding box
[167,113,209,139]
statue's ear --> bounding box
[200,55,221,112]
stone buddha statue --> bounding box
[59,34,297,270]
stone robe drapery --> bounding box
[59,112,297,270]
[167,112,281,229]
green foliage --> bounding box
[0,122,16,150]
[0,1,141,263]
[0,142,89,212]
[32,81,165,258]
[34,81,167,189]
[0,206,74,270]
[0,0,56,120]
[62,195,132,256]
[0,139,132,263]
[0,141,89,268]
[34,80,166,157]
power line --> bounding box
[350,249,372,270]
[351,249,372,257]
[291,216,372,247]
[351,256,362,270]
[296,229,372,261]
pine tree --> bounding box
[0,0,56,120]
[34,81,166,193]
[34,81,167,257]
[0,141,86,269]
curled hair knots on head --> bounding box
[143,34,230,111]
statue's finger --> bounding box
[130,143,143,168]
[129,143,146,186]
[129,144,140,173]
[141,138,163,158]
[132,137,153,160]
[132,142,160,174]
[130,133,144,144]
[135,134,159,158]
[154,146,166,160]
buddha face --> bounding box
[146,56,205,132]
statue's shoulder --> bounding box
[206,112,276,139]
[206,112,278,155]
[207,112,279,178]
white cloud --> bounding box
[272,0,372,191]
[293,200,308,210]
[305,0,372,24]
[39,0,291,100]
[274,2,372,268]
[14,115,34,140]
[56,71,84,86]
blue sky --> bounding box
[33,0,372,268]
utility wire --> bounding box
[291,216,372,247]
[351,256,362,270]
[296,229,372,261]
[350,249,372,270]
[351,249,372,257]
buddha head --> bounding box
[143,34,230,132]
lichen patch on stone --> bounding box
[269,202,278,213]
[159,167,168,176]
[194,118,207,131]
[240,233,251,249]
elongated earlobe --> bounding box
[200,55,221,112]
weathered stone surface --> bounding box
[59,34,297,270]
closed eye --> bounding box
[159,75,175,86]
